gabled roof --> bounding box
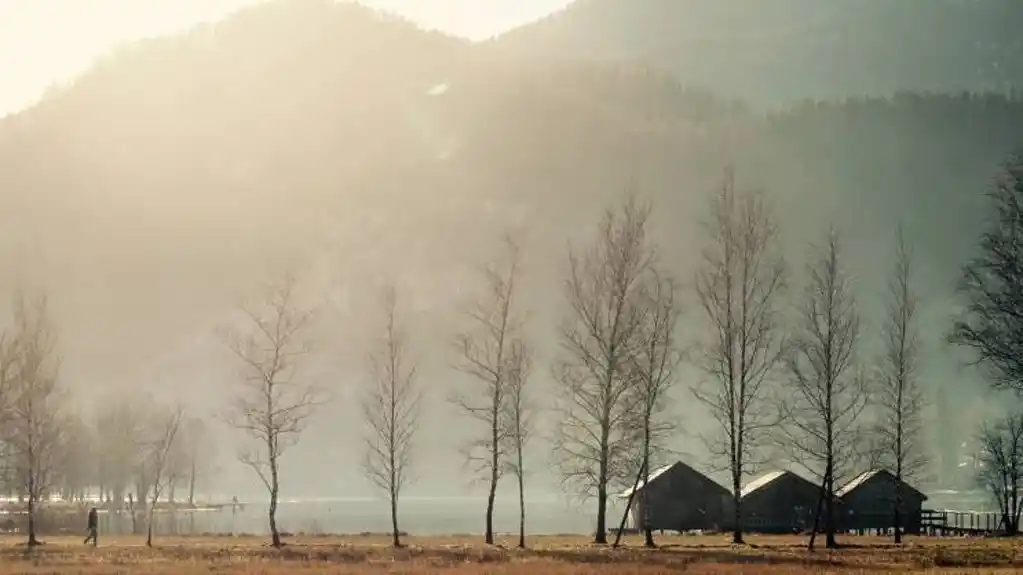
[616,461,728,499]
[740,470,789,499]
[617,463,675,498]
[836,469,928,501]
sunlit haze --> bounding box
[0,0,1020,557]
[0,0,570,115]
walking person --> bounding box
[83,507,98,547]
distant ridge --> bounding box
[494,0,1023,106]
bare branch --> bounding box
[951,156,1023,394]
[690,168,787,544]
[552,192,654,545]
[143,404,184,547]
[4,290,64,546]
[361,284,421,548]
[615,266,683,548]
[502,335,535,548]
[977,409,1023,534]
[449,233,525,544]
[867,225,929,542]
[777,229,868,549]
[221,272,324,548]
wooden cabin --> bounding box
[739,470,819,533]
[836,469,928,535]
[617,461,731,533]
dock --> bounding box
[921,508,1004,536]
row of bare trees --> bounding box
[218,244,535,550]
[2,168,935,552]
[45,401,213,511]
[540,168,932,550]
[0,293,208,548]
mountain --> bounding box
[493,0,1023,106]
[0,0,1021,495]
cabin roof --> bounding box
[616,461,727,499]
[836,469,928,501]
[740,470,790,499]
[617,463,675,498]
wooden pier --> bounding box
[921,508,1003,536]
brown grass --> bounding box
[0,533,1020,573]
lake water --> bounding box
[103,497,625,537]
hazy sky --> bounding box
[0,0,571,116]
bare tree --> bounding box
[502,337,534,549]
[553,194,654,545]
[6,293,64,547]
[614,270,682,549]
[56,411,94,502]
[450,234,523,545]
[362,284,421,548]
[181,416,214,506]
[779,230,868,550]
[223,273,324,548]
[145,405,184,547]
[874,226,927,543]
[951,156,1023,393]
[977,409,1023,535]
[94,396,147,507]
[691,168,786,545]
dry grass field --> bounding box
[0,533,1020,574]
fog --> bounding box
[0,0,1020,533]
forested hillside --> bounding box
[0,0,1019,495]
[494,0,1023,106]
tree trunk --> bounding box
[595,431,609,545]
[268,448,284,544]
[732,412,744,544]
[516,436,526,550]
[128,492,138,534]
[188,461,196,506]
[893,470,903,543]
[808,487,824,552]
[595,484,608,544]
[732,488,743,545]
[485,464,497,545]
[1011,483,1021,535]
[27,492,40,547]
[485,414,498,545]
[269,463,281,548]
[642,427,655,548]
[824,464,837,549]
[614,460,645,548]
[390,487,400,548]
[146,507,155,547]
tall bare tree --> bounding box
[779,230,868,550]
[874,226,927,543]
[691,168,786,544]
[553,194,653,545]
[362,284,421,549]
[951,156,1023,393]
[614,270,682,549]
[502,337,534,549]
[450,234,523,545]
[977,409,1023,535]
[145,405,184,547]
[223,273,323,548]
[6,293,64,547]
